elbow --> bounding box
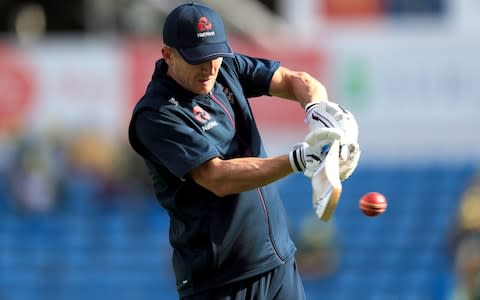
[200,167,239,196]
[209,185,232,197]
[190,158,234,197]
[196,177,234,197]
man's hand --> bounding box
[289,128,343,177]
[305,101,360,181]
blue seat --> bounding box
[0,163,474,300]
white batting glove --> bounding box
[289,128,343,178]
[305,101,358,142]
[305,101,360,181]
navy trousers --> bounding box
[182,259,306,300]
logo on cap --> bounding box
[196,16,215,38]
[197,17,212,31]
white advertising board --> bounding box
[328,32,480,163]
[1,34,479,164]
[32,42,127,137]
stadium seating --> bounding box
[0,164,475,300]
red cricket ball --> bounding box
[359,192,387,217]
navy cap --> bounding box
[163,3,234,65]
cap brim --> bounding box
[178,41,234,65]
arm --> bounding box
[191,155,293,197]
[269,66,361,182]
[268,66,329,108]
[190,128,344,196]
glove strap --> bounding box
[305,102,322,113]
[289,147,306,172]
[304,101,339,129]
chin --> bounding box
[196,85,213,95]
[195,89,210,95]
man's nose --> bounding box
[200,59,215,73]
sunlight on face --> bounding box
[163,47,223,95]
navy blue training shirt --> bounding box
[128,53,296,297]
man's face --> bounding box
[163,47,223,95]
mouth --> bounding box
[199,78,212,84]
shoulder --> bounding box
[131,83,192,130]
[222,53,280,75]
[133,91,174,116]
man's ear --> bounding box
[162,47,173,64]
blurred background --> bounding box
[1,0,480,299]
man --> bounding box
[128,3,360,299]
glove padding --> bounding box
[305,101,360,181]
[305,101,358,143]
[339,142,360,181]
[289,128,343,178]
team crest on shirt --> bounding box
[192,105,218,131]
[193,105,211,122]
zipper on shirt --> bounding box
[208,92,252,156]
[209,91,284,262]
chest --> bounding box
[182,84,255,157]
